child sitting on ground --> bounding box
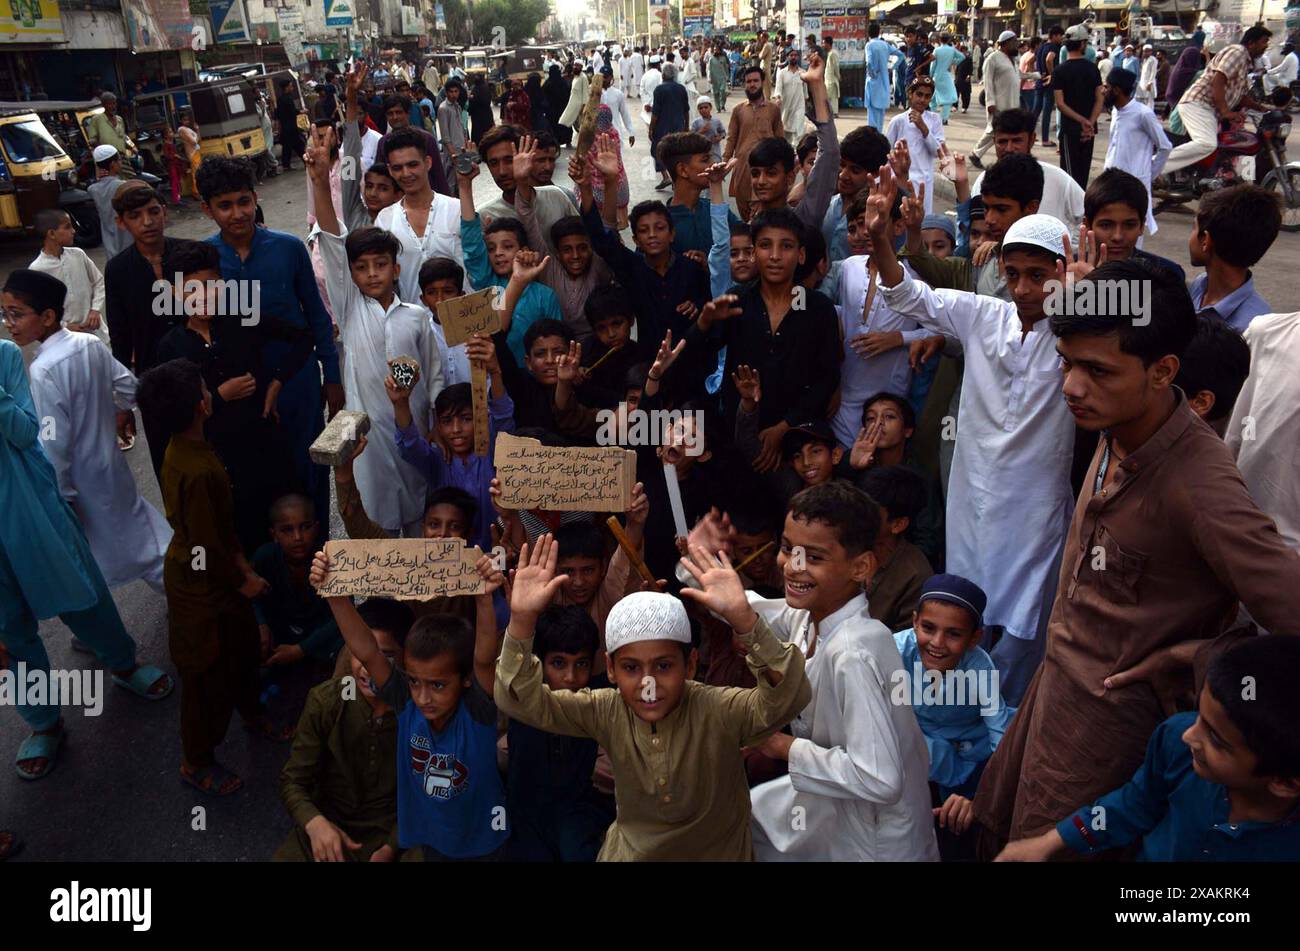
[505,604,615,862]
[989,636,1300,862]
[310,548,509,860]
[253,493,342,672]
[552,483,649,650]
[136,358,285,797]
[275,598,413,862]
[495,536,811,860]
[683,481,939,861]
[894,574,1013,798]
[858,465,934,631]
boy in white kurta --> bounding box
[308,144,443,537]
[886,77,944,215]
[13,270,171,592]
[1101,68,1171,239]
[871,180,1080,704]
[29,209,109,345]
[683,485,938,862]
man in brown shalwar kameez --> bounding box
[973,260,1300,854]
[723,65,784,221]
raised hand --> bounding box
[801,51,825,85]
[384,371,415,405]
[685,506,736,558]
[627,481,649,526]
[592,133,622,180]
[568,152,588,185]
[511,247,550,284]
[698,292,742,330]
[1062,225,1107,282]
[304,142,330,184]
[308,550,332,590]
[732,364,761,406]
[901,182,926,232]
[512,133,537,183]
[648,329,687,383]
[465,332,499,375]
[474,553,506,596]
[850,419,882,469]
[509,534,569,622]
[678,545,757,632]
[555,339,586,384]
[346,61,369,97]
[888,139,912,184]
[866,164,899,242]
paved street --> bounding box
[1,95,1297,860]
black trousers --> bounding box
[957,78,971,110]
[280,127,305,169]
[1059,127,1094,189]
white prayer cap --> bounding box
[92,144,118,163]
[605,592,692,655]
[1001,213,1068,260]
[997,30,1018,44]
[697,95,713,108]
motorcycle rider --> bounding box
[1164,26,1272,174]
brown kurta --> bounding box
[974,393,1300,845]
[723,99,784,215]
[866,539,933,632]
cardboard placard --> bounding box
[470,360,490,458]
[436,287,501,347]
[494,433,636,512]
[317,538,485,601]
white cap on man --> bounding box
[92,144,118,163]
[997,30,1019,45]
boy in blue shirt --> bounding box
[311,547,508,860]
[993,636,1300,862]
[457,161,562,368]
[894,574,1013,799]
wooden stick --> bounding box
[470,361,489,458]
[587,342,625,373]
[733,540,774,576]
[605,515,656,585]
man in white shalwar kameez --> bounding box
[640,59,663,128]
[1102,67,1171,239]
[747,590,940,862]
[774,51,810,145]
[628,48,645,98]
[874,206,1077,705]
[310,148,443,537]
[559,67,591,134]
[28,325,171,591]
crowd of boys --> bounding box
[2,32,1299,864]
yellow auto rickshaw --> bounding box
[0,101,123,248]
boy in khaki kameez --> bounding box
[495,535,810,861]
[137,358,282,796]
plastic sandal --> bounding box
[111,664,174,701]
[180,762,243,797]
[15,728,65,781]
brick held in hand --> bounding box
[309,410,371,467]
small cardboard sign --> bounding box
[317,538,485,600]
[436,286,501,347]
[494,432,636,512]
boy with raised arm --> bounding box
[495,536,811,860]
[866,165,1098,704]
[308,141,443,538]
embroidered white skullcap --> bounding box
[605,591,691,655]
[92,144,118,163]
[1001,213,1068,260]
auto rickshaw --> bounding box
[0,103,101,246]
[132,74,306,181]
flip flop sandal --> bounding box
[15,728,66,781]
[0,830,24,861]
[179,762,243,797]
[244,717,295,742]
[111,664,174,701]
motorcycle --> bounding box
[1154,85,1300,232]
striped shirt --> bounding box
[1180,43,1251,110]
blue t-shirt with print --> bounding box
[379,665,507,857]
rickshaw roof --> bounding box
[0,100,104,114]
